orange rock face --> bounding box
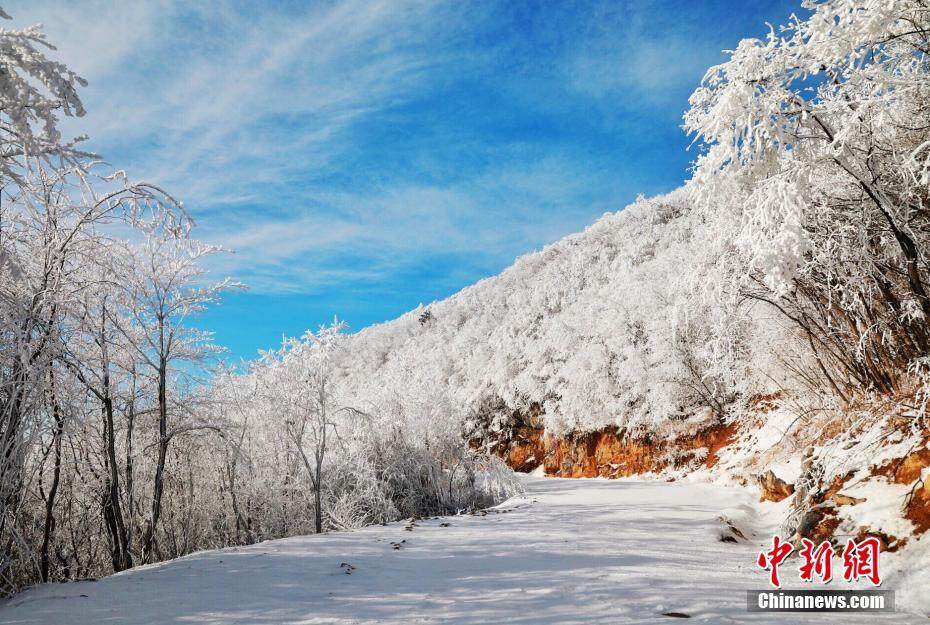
[853,528,908,553]
[758,470,795,503]
[904,475,930,534]
[543,431,655,478]
[871,443,930,534]
[873,447,930,484]
[505,426,545,472]
[898,450,930,482]
[495,421,739,479]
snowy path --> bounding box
[0,477,923,624]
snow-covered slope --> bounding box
[333,189,760,440]
[3,476,924,624]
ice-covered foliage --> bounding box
[214,323,519,538]
[0,8,87,176]
[685,0,930,399]
[206,323,521,543]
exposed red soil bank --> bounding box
[498,421,739,478]
[493,417,930,547]
[873,445,930,534]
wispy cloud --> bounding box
[561,0,725,110]
[196,152,623,293]
[6,0,734,302]
[22,0,468,200]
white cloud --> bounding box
[3,0,677,296]
[8,0,466,192]
[193,151,617,293]
[5,0,492,290]
[562,0,720,107]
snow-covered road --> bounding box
[0,477,923,624]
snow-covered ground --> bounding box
[0,476,924,624]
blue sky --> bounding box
[11,0,800,361]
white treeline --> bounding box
[207,322,517,546]
[0,8,517,596]
[331,191,778,443]
[0,10,243,590]
[2,0,929,600]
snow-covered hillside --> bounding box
[4,476,926,624]
[332,189,766,439]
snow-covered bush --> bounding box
[196,322,523,549]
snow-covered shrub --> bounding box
[196,324,524,548]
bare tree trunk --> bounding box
[313,459,323,535]
[124,372,136,557]
[226,428,253,544]
[39,368,64,582]
[314,387,326,534]
[0,362,29,538]
[142,355,169,563]
[99,306,133,572]
[102,392,132,571]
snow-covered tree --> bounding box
[684,0,930,398]
[264,320,357,534]
[114,208,237,563]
